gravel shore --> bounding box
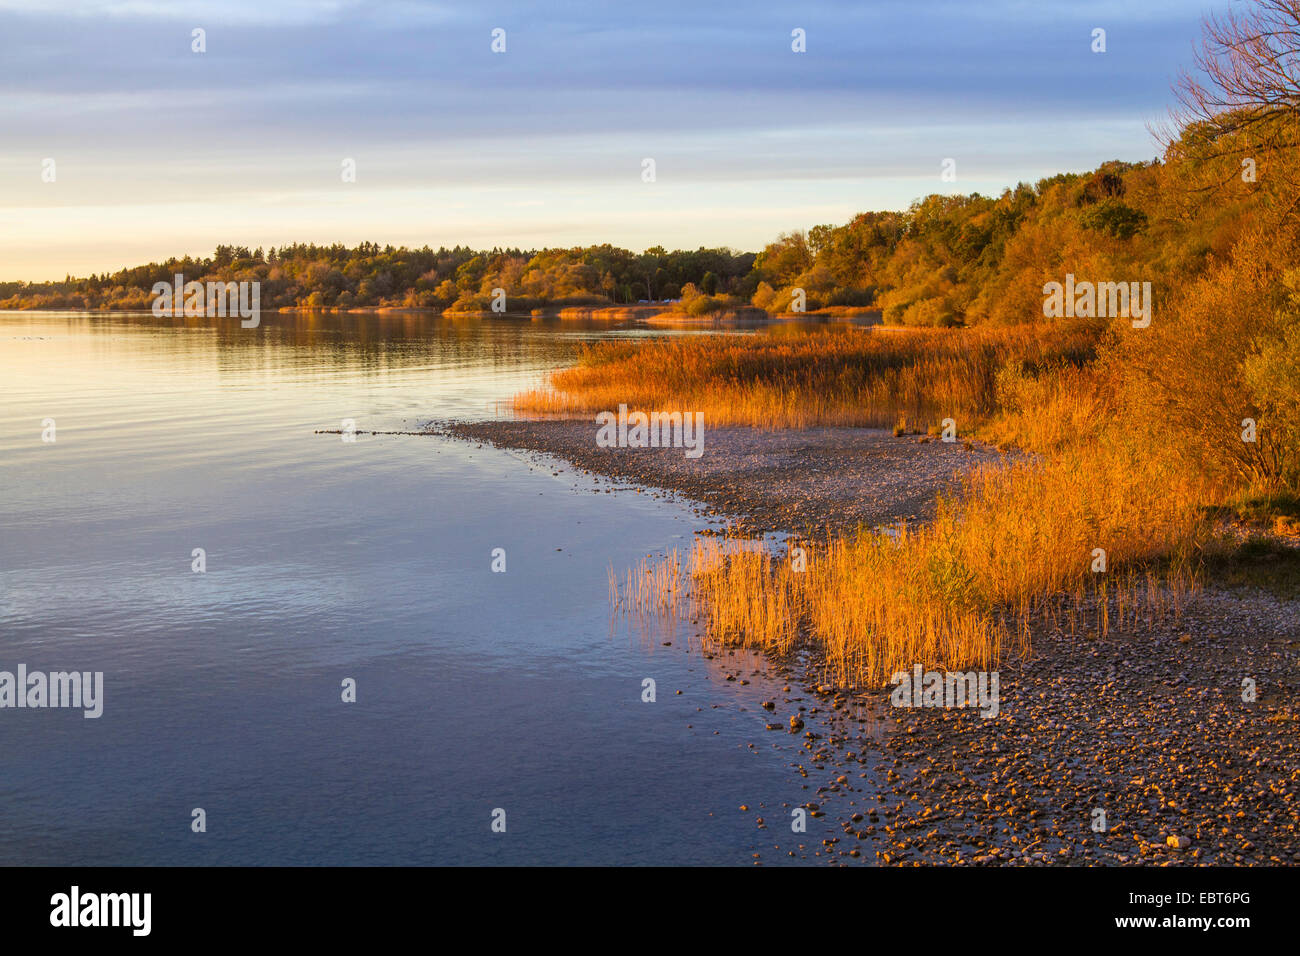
[437,418,1005,535]
[776,592,1300,866]
[435,417,1300,866]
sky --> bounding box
[0,0,1214,281]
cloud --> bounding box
[0,0,1209,278]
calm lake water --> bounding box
[0,310,855,866]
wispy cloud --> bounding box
[0,0,1208,279]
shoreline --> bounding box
[437,418,1001,537]
[0,304,884,325]
[435,416,1300,866]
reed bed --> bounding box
[515,321,1102,439]
[610,437,1210,688]
[585,319,1219,688]
[608,550,686,619]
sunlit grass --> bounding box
[614,438,1208,687]
[591,319,1217,687]
[514,321,1103,444]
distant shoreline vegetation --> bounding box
[0,153,1227,326]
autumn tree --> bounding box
[1167,0,1300,199]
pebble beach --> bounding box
[437,418,1300,866]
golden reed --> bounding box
[581,323,1213,687]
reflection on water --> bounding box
[0,310,854,865]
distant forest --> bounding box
[0,135,1275,326]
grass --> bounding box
[514,320,1103,444]
[1221,490,1300,536]
[1204,536,1300,600]
[571,318,1276,688]
[614,437,1209,687]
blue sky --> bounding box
[0,0,1213,280]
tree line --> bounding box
[0,87,1288,325]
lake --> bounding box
[0,310,851,865]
